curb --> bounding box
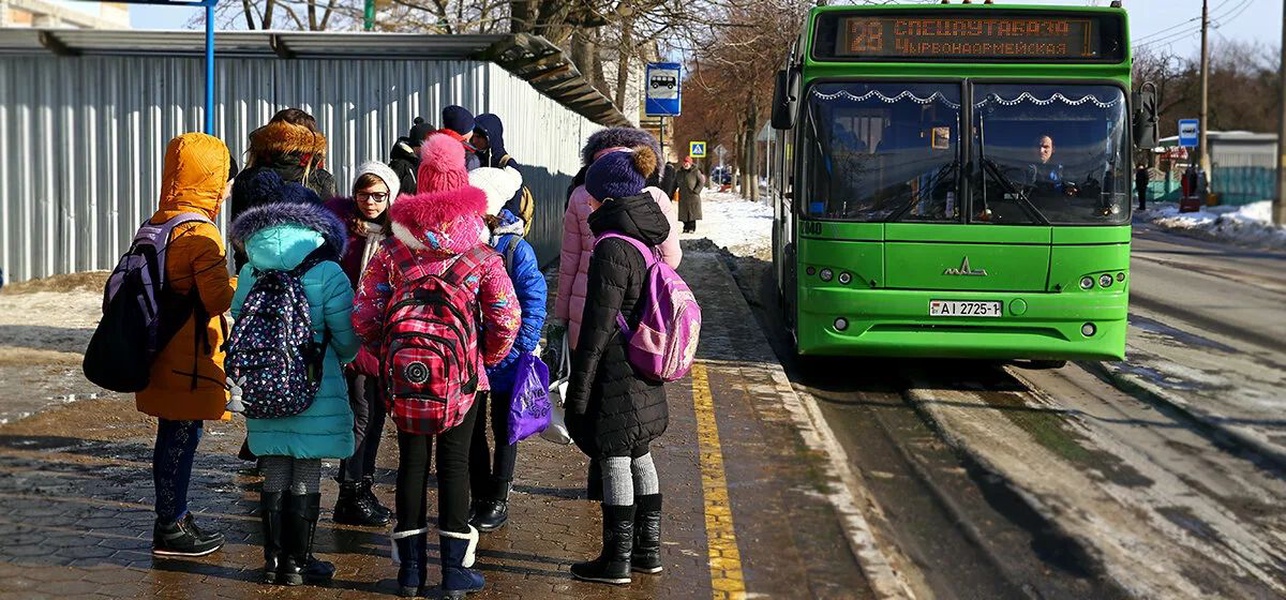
[1082,359,1286,471]
[699,250,919,600]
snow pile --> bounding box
[1145,201,1286,250]
[680,190,773,259]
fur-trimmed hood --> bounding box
[230,200,347,264]
[389,186,489,257]
[491,208,525,240]
[248,120,328,163]
[581,127,662,175]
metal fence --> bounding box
[0,51,601,283]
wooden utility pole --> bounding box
[1198,0,1212,194]
[1276,0,1286,225]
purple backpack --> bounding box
[83,213,212,393]
[595,233,701,382]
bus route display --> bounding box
[818,12,1123,62]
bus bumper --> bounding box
[796,288,1128,361]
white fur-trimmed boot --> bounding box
[439,526,485,598]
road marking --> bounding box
[691,362,747,600]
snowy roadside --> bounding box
[678,190,773,260]
[1139,200,1286,251]
[0,273,110,424]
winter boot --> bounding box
[333,482,390,526]
[439,526,485,598]
[280,492,334,586]
[361,476,393,522]
[570,504,635,585]
[631,494,663,574]
[470,480,511,532]
[152,512,224,557]
[260,491,286,584]
[392,529,429,598]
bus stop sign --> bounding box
[645,62,682,117]
[1178,119,1199,148]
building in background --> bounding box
[0,0,128,28]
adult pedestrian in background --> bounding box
[1135,164,1149,211]
[474,113,533,227]
[389,117,435,196]
[677,156,705,233]
[324,161,402,527]
[137,132,238,558]
[552,127,681,501]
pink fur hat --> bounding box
[416,132,471,194]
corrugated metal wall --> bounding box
[0,55,599,283]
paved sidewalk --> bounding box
[0,247,870,599]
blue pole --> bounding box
[204,1,214,134]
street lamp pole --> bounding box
[1198,0,1212,195]
[364,0,375,31]
[1276,0,1286,225]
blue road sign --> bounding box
[689,141,707,158]
[645,62,682,117]
[1177,119,1199,148]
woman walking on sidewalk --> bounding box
[466,165,548,532]
[352,133,520,598]
[566,147,671,585]
[325,161,401,527]
[136,133,238,558]
[228,179,359,586]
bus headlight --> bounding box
[1099,274,1113,288]
[1081,323,1097,337]
[838,272,852,285]
[819,268,833,282]
[834,317,849,331]
[1080,276,1095,290]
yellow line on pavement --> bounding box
[691,362,747,600]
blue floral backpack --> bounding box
[225,249,331,419]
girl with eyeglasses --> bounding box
[322,160,402,526]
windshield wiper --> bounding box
[979,157,1049,225]
[888,160,958,222]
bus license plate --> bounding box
[929,300,1003,317]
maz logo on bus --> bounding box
[943,257,988,276]
[802,221,823,235]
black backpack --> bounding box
[83,214,211,393]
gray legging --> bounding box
[261,455,322,495]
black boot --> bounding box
[470,480,510,532]
[260,491,286,584]
[361,476,392,521]
[333,482,390,526]
[281,493,334,586]
[632,494,662,574]
[393,530,428,598]
[570,504,635,585]
[440,526,485,598]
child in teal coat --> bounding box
[229,179,359,587]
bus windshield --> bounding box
[972,84,1129,225]
[802,82,962,222]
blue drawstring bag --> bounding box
[507,352,551,445]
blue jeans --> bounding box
[153,419,203,522]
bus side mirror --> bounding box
[1132,83,1159,150]
[771,69,797,130]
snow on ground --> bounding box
[1141,200,1286,251]
[679,190,774,259]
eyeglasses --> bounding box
[357,192,390,202]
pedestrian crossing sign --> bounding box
[689,141,707,158]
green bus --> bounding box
[768,1,1155,362]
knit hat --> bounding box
[407,117,434,145]
[278,181,322,205]
[584,146,657,201]
[441,105,475,137]
[355,160,401,201]
[468,166,523,216]
[417,133,471,194]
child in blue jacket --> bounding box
[228,178,359,587]
[466,165,548,531]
